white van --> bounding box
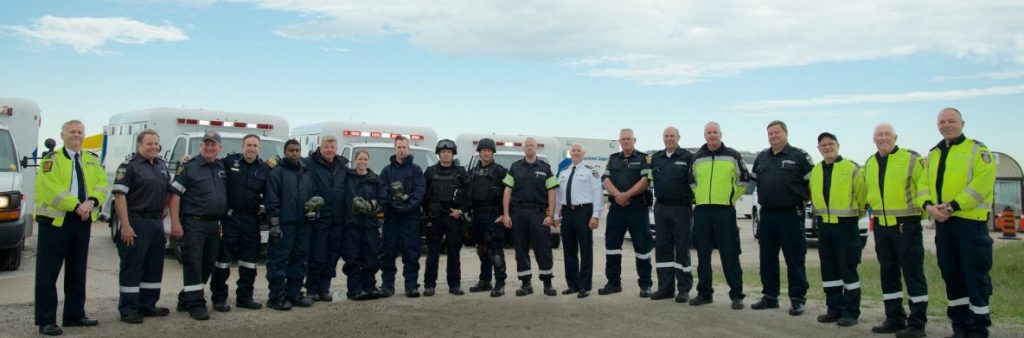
[103,108,289,255]
[0,98,41,271]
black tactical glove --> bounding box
[269,217,282,246]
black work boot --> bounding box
[516,283,534,297]
[469,281,492,293]
[543,280,556,296]
[490,283,505,297]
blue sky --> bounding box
[2,0,1023,165]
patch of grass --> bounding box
[709,241,1024,325]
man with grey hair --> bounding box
[689,122,748,309]
[35,120,108,335]
[554,143,604,298]
[863,123,928,338]
[303,135,349,303]
[599,128,654,297]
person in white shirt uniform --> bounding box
[554,144,605,299]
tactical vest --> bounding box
[430,168,459,205]
[471,164,502,205]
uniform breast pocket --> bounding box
[191,178,213,195]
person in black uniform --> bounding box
[649,126,696,302]
[170,131,227,320]
[750,120,814,316]
[341,149,387,301]
[422,139,471,296]
[265,140,319,310]
[210,134,272,312]
[112,129,172,324]
[466,138,509,297]
[502,137,559,297]
[600,128,654,297]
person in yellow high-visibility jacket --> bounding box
[33,120,108,336]
[863,123,928,338]
[809,132,866,327]
[917,108,996,338]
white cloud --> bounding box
[1,16,189,54]
[934,70,1024,81]
[236,0,1024,85]
[733,84,1024,110]
[320,46,349,53]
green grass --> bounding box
[710,241,1024,325]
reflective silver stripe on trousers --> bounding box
[947,297,970,307]
[539,269,553,276]
[883,292,904,300]
[183,284,204,292]
[120,286,140,293]
[140,282,161,289]
[635,251,652,260]
[844,282,861,290]
[605,249,623,255]
[822,280,843,288]
[971,305,990,315]
[215,262,231,269]
[909,295,929,303]
[239,261,257,269]
[517,270,532,277]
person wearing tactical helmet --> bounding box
[341,149,388,301]
[466,138,510,297]
[422,139,471,296]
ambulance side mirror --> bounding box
[20,138,56,168]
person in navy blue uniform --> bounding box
[466,138,510,297]
[422,139,471,296]
[170,131,228,321]
[341,149,388,301]
[502,137,560,297]
[750,120,814,316]
[379,136,427,298]
[599,128,654,297]
[649,127,696,303]
[265,139,319,310]
[210,134,272,312]
[303,135,349,302]
[112,129,172,324]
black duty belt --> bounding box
[656,199,691,206]
[129,212,162,219]
[562,203,593,210]
[512,201,546,211]
[185,215,222,221]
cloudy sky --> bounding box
[2,0,1022,164]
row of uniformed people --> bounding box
[33,110,995,338]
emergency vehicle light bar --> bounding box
[343,130,425,141]
[177,118,273,130]
[472,140,544,148]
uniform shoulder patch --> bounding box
[981,150,992,163]
[115,166,128,180]
[645,155,652,164]
[175,164,185,175]
[42,160,53,172]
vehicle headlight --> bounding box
[0,195,8,209]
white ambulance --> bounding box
[291,121,438,173]
[0,97,41,271]
[454,133,564,247]
[102,108,289,255]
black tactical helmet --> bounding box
[476,138,496,153]
[435,139,457,155]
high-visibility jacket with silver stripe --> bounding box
[916,136,995,222]
[863,147,925,226]
[810,157,866,224]
[35,147,109,226]
[691,144,748,206]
